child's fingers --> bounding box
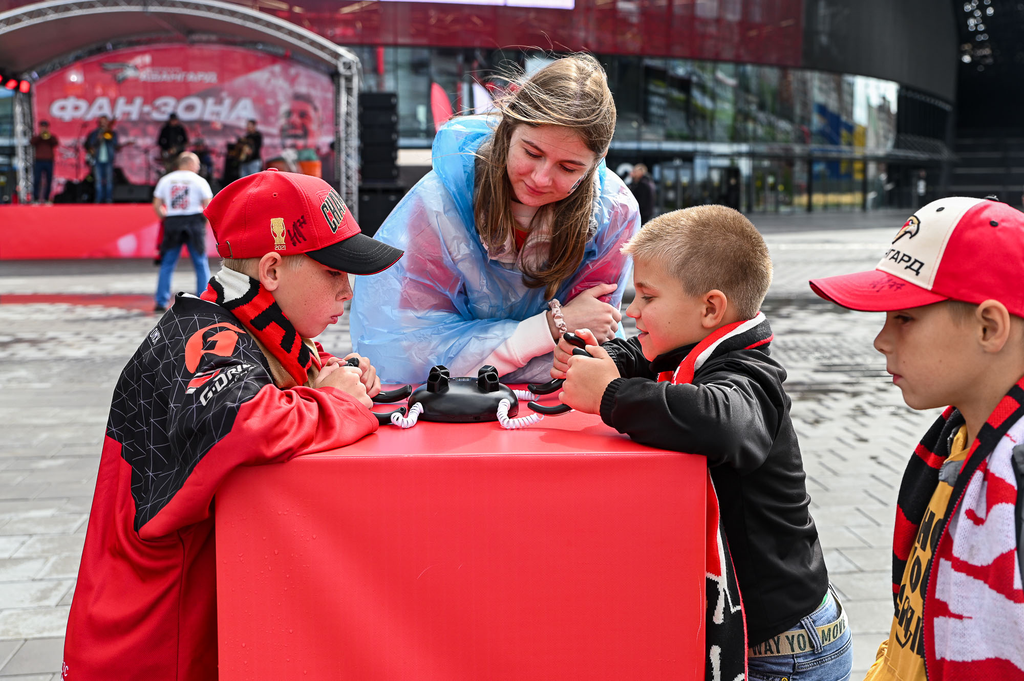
[575,327,599,346]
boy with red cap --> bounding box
[61,170,403,681]
[810,196,1024,681]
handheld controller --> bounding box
[527,333,590,416]
[343,357,410,425]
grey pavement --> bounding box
[0,207,931,678]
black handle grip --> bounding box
[372,407,406,425]
[374,385,412,403]
[528,378,563,395]
[344,357,361,367]
[563,332,588,349]
[528,401,572,415]
[528,336,592,395]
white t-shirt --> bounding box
[154,170,213,217]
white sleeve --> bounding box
[480,311,556,376]
[198,177,213,200]
[153,178,167,203]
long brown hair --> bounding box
[474,54,616,298]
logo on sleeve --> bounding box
[184,323,246,372]
[191,363,254,406]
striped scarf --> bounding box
[658,312,773,681]
[893,377,1024,679]
[200,267,319,387]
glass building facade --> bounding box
[352,46,922,213]
[0,0,954,210]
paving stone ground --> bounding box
[0,208,934,678]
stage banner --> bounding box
[34,44,336,197]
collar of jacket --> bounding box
[651,312,773,381]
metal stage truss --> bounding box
[0,0,362,214]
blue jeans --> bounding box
[155,215,210,307]
[94,162,113,203]
[748,585,853,681]
[239,159,262,177]
[33,160,53,202]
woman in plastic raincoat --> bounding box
[351,55,641,384]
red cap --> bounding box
[204,170,403,275]
[810,197,1024,316]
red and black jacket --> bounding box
[62,294,377,681]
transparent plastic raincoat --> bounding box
[351,116,640,384]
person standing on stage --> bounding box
[85,116,120,203]
[29,120,59,204]
[158,113,189,174]
[152,152,213,312]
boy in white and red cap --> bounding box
[810,196,1024,681]
[62,170,403,681]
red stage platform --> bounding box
[0,205,216,260]
[216,409,707,680]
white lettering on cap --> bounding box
[876,197,984,290]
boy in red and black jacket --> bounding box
[62,170,403,681]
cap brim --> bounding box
[809,269,948,312]
[306,233,404,275]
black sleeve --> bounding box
[157,126,168,150]
[1012,445,1024,583]
[601,336,656,380]
[600,362,781,473]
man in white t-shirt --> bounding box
[153,152,214,312]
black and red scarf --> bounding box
[892,377,1024,679]
[658,312,771,681]
[200,267,320,387]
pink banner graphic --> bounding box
[34,44,336,195]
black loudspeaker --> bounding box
[359,92,399,186]
[54,180,93,203]
[113,183,155,203]
[359,185,405,237]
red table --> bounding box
[216,407,706,680]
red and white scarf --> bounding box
[658,312,771,681]
[895,378,1024,679]
[200,267,321,387]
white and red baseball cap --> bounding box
[204,169,403,275]
[810,197,1024,317]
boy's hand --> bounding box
[325,354,382,399]
[559,343,619,415]
[551,328,599,380]
[312,363,372,409]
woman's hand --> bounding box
[557,283,622,343]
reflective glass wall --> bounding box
[354,47,923,212]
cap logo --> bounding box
[893,216,920,244]
[271,218,286,251]
[320,191,347,234]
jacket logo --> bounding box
[196,364,252,406]
[893,216,920,244]
[184,323,245,373]
[271,218,286,251]
[320,190,347,234]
